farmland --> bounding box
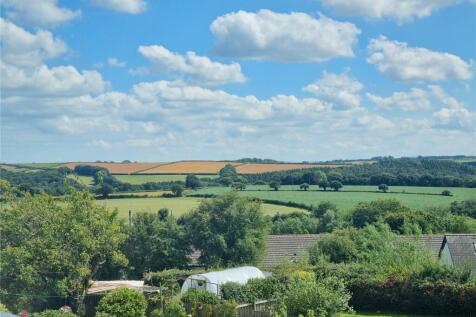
[60,160,335,175]
[97,196,305,219]
[115,174,219,184]
[192,185,476,211]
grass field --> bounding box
[15,163,62,168]
[115,174,219,184]
[97,196,305,219]
[68,175,94,186]
[192,185,476,211]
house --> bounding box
[263,234,322,266]
[440,234,476,273]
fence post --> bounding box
[128,210,132,225]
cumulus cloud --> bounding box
[367,88,432,111]
[1,0,80,27]
[107,57,127,67]
[210,10,360,62]
[0,18,67,67]
[1,63,107,97]
[136,45,246,85]
[303,72,363,110]
[89,0,147,14]
[320,0,461,23]
[367,36,473,82]
[433,107,475,131]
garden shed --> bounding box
[181,266,265,296]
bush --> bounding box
[181,288,220,305]
[221,277,282,303]
[214,300,237,317]
[284,275,351,317]
[163,301,187,317]
[31,311,77,317]
[441,189,452,196]
[96,288,147,317]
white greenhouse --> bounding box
[181,266,265,296]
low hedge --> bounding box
[348,276,476,315]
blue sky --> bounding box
[1,0,475,163]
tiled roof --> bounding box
[189,234,446,268]
[444,234,476,273]
[399,234,445,258]
[262,234,321,266]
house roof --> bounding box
[399,234,445,258]
[263,234,321,266]
[189,234,446,268]
[443,234,476,273]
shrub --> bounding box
[0,303,10,313]
[284,275,351,317]
[31,311,77,317]
[221,277,282,303]
[163,301,187,317]
[181,288,220,305]
[441,189,452,196]
[213,300,237,317]
[96,288,147,317]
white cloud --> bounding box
[1,0,80,27]
[107,57,127,67]
[90,139,113,150]
[0,18,67,67]
[137,45,246,85]
[304,72,363,110]
[367,36,473,82]
[1,63,107,97]
[367,88,432,111]
[90,0,147,14]
[320,0,460,23]
[433,107,475,131]
[210,10,360,62]
[427,85,464,108]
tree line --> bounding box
[244,158,476,188]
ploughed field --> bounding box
[192,185,476,211]
[61,160,342,175]
[97,196,305,219]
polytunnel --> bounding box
[181,266,265,296]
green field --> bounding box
[97,196,305,219]
[193,185,476,211]
[114,174,219,184]
[68,175,94,186]
[15,163,62,168]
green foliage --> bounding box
[450,198,476,218]
[329,181,343,191]
[350,199,409,228]
[378,184,389,193]
[441,189,452,196]
[185,175,201,189]
[232,181,246,191]
[0,188,127,312]
[123,212,190,278]
[221,277,282,303]
[181,288,220,305]
[31,310,77,317]
[163,301,187,317]
[284,275,351,317]
[312,201,337,218]
[171,184,184,197]
[213,300,237,317]
[184,192,267,267]
[270,181,281,191]
[0,303,9,313]
[219,164,237,178]
[300,183,310,191]
[96,288,147,317]
[270,212,319,234]
[0,168,82,196]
